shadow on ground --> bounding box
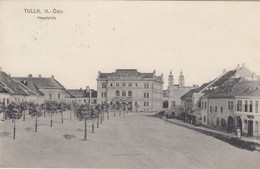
[145,114,260,152]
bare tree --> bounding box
[28,103,43,132]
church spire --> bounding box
[168,70,174,88]
[178,70,185,87]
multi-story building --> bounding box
[181,63,260,138]
[97,69,164,112]
[14,74,66,103]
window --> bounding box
[144,83,149,89]
[215,106,217,112]
[144,93,146,98]
[135,83,138,87]
[84,99,86,103]
[249,101,253,112]
[198,102,201,109]
[203,116,206,122]
[245,100,248,112]
[147,93,149,98]
[237,100,242,112]
[256,101,258,113]
[128,91,132,97]
[221,107,223,113]
[205,102,207,109]
[172,101,176,106]
[144,102,146,106]
[128,83,132,87]
[122,90,126,96]
[210,106,213,112]
[147,102,149,106]
[101,92,103,97]
[104,92,107,98]
[110,83,113,87]
[116,90,120,96]
[122,83,126,87]
[102,83,106,88]
[116,83,119,87]
[49,93,52,99]
[58,93,60,99]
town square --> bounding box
[1,1,260,168]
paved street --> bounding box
[0,111,260,168]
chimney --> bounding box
[223,69,227,74]
[86,86,89,91]
[38,74,42,78]
[252,73,257,81]
[28,74,32,78]
[51,75,54,79]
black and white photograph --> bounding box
[0,0,260,168]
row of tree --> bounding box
[0,101,128,140]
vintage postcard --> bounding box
[0,0,260,168]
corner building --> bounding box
[97,69,164,112]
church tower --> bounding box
[178,70,185,87]
[168,70,174,90]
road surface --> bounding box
[0,112,259,168]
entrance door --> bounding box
[227,116,234,133]
[248,120,253,137]
[237,117,242,135]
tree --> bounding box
[28,103,43,132]
[45,102,58,127]
[58,102,66,124]
[20,102,28,121]
[0,102,6,121]
[95,104,101,128]
[74,104,91,140]
[5,102,23,139]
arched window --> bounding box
[122,90,126,96]
[128,91,132,97]
[116,90,120,96]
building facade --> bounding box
[65,88,97,106]
[181,63,260,138]
[97,69,164,112]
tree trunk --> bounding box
[70,110,72,120]
[61,111,63,124]
[114,111,115,117]
[97,116,99,128]
[103,111,105,121]
[23,110,25,121]
[50,112,53,127]
[92,118,94,133]
[84,118,87,140]
[107,110,109,120]
[100,115,102,124]
[44,111,46,117]
[35,115,38,132]
[13,118,16,140]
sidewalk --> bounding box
[161,116,260,152]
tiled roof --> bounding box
[0,85,8,93]
[14,77,65,90]
[0,71,30,96]
[205,78,260,98]
[180,82,209,99]
[66,89,97,98]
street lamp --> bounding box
[86,86,94,133]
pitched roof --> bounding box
[14,77,65,91]
[180,82,210,99]
[205,78,260,98]
[0,71,32,96]
[66,89,97,98]
[98,69,163,83]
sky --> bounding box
[1,1,260,90]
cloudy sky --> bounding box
[1,1,260,89]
